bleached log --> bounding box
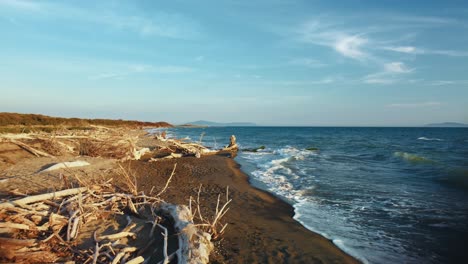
[0,222,30,230]
[39,161,91,173]
[126,256,145,264]
[0,187,87,209]
[131,147,150,160]
[161,204,213,264]
[9,139,54,157]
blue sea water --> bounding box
[151,127,468,264]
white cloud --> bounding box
[333,35,368,60]
[387,102,441,108]
[384,62,413,73]
[295,20,370,61]
[363,61,413,84]
[430,80,455,86]
[384,46,468,57]
[383,46,417,53]
[363,78,397,84]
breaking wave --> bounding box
[394,151,435,164]
[418,137,443,141]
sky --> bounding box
[1,0,468,126]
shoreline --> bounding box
[0,127,360,263]
[129,153,360,263]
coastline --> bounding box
[129,153,360,263]
[0,127,360,263]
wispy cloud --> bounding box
[383,46,417,53]
[387,102,442,108]
[384,46,468,57]
[0,1,200,39]
[384,62,413,73]
[89,64,194,80]
[276,77,336,86]
[430,80,456,86]
[295,20,370,61]
[288,58,327,67]
[88,73,125,80]
[0,0,40,10]
[334,35,368,60]
[363,61,413,84]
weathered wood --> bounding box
[9,139,54,157]
[0,187,88,208]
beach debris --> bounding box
[0,166,229,263]
[0,125,234,263]
[38,161,91,173]
[149,134,238,161]
[161,204,214,264]
[223,135,238,151]
[0,127,153,161]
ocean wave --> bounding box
[393,152,435,164]
[246,146,318,201]
[417,137,443,141]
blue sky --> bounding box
[1,0,467,126]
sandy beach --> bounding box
[129,155,359,263]
[0,126,359,263]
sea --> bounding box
[149,127,468,264]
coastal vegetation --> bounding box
[0,112,171,133]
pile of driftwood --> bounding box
[0,127,150,161]
[0,165,231,263]
[149,134,238,161]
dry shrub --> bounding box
[39,139,63,156]
[79,139,130,159]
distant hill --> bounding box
[0,112,172,128]
[425,122,468,127]
[185,120,257,127]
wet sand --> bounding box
[127,154,360,263]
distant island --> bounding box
[184,120,257,127]
[425,122,468,127]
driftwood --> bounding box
[9,139,54,157]
[39,161,91,173]
[0,177,230,264]
[149,134,238,162]
[0,187,88,209]
[161,204,213,264]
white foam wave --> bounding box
[417,137,443,141]
[245,146,318,202]
[293,201,371,264]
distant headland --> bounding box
[183,120,257,127]
[425,122,468,127]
